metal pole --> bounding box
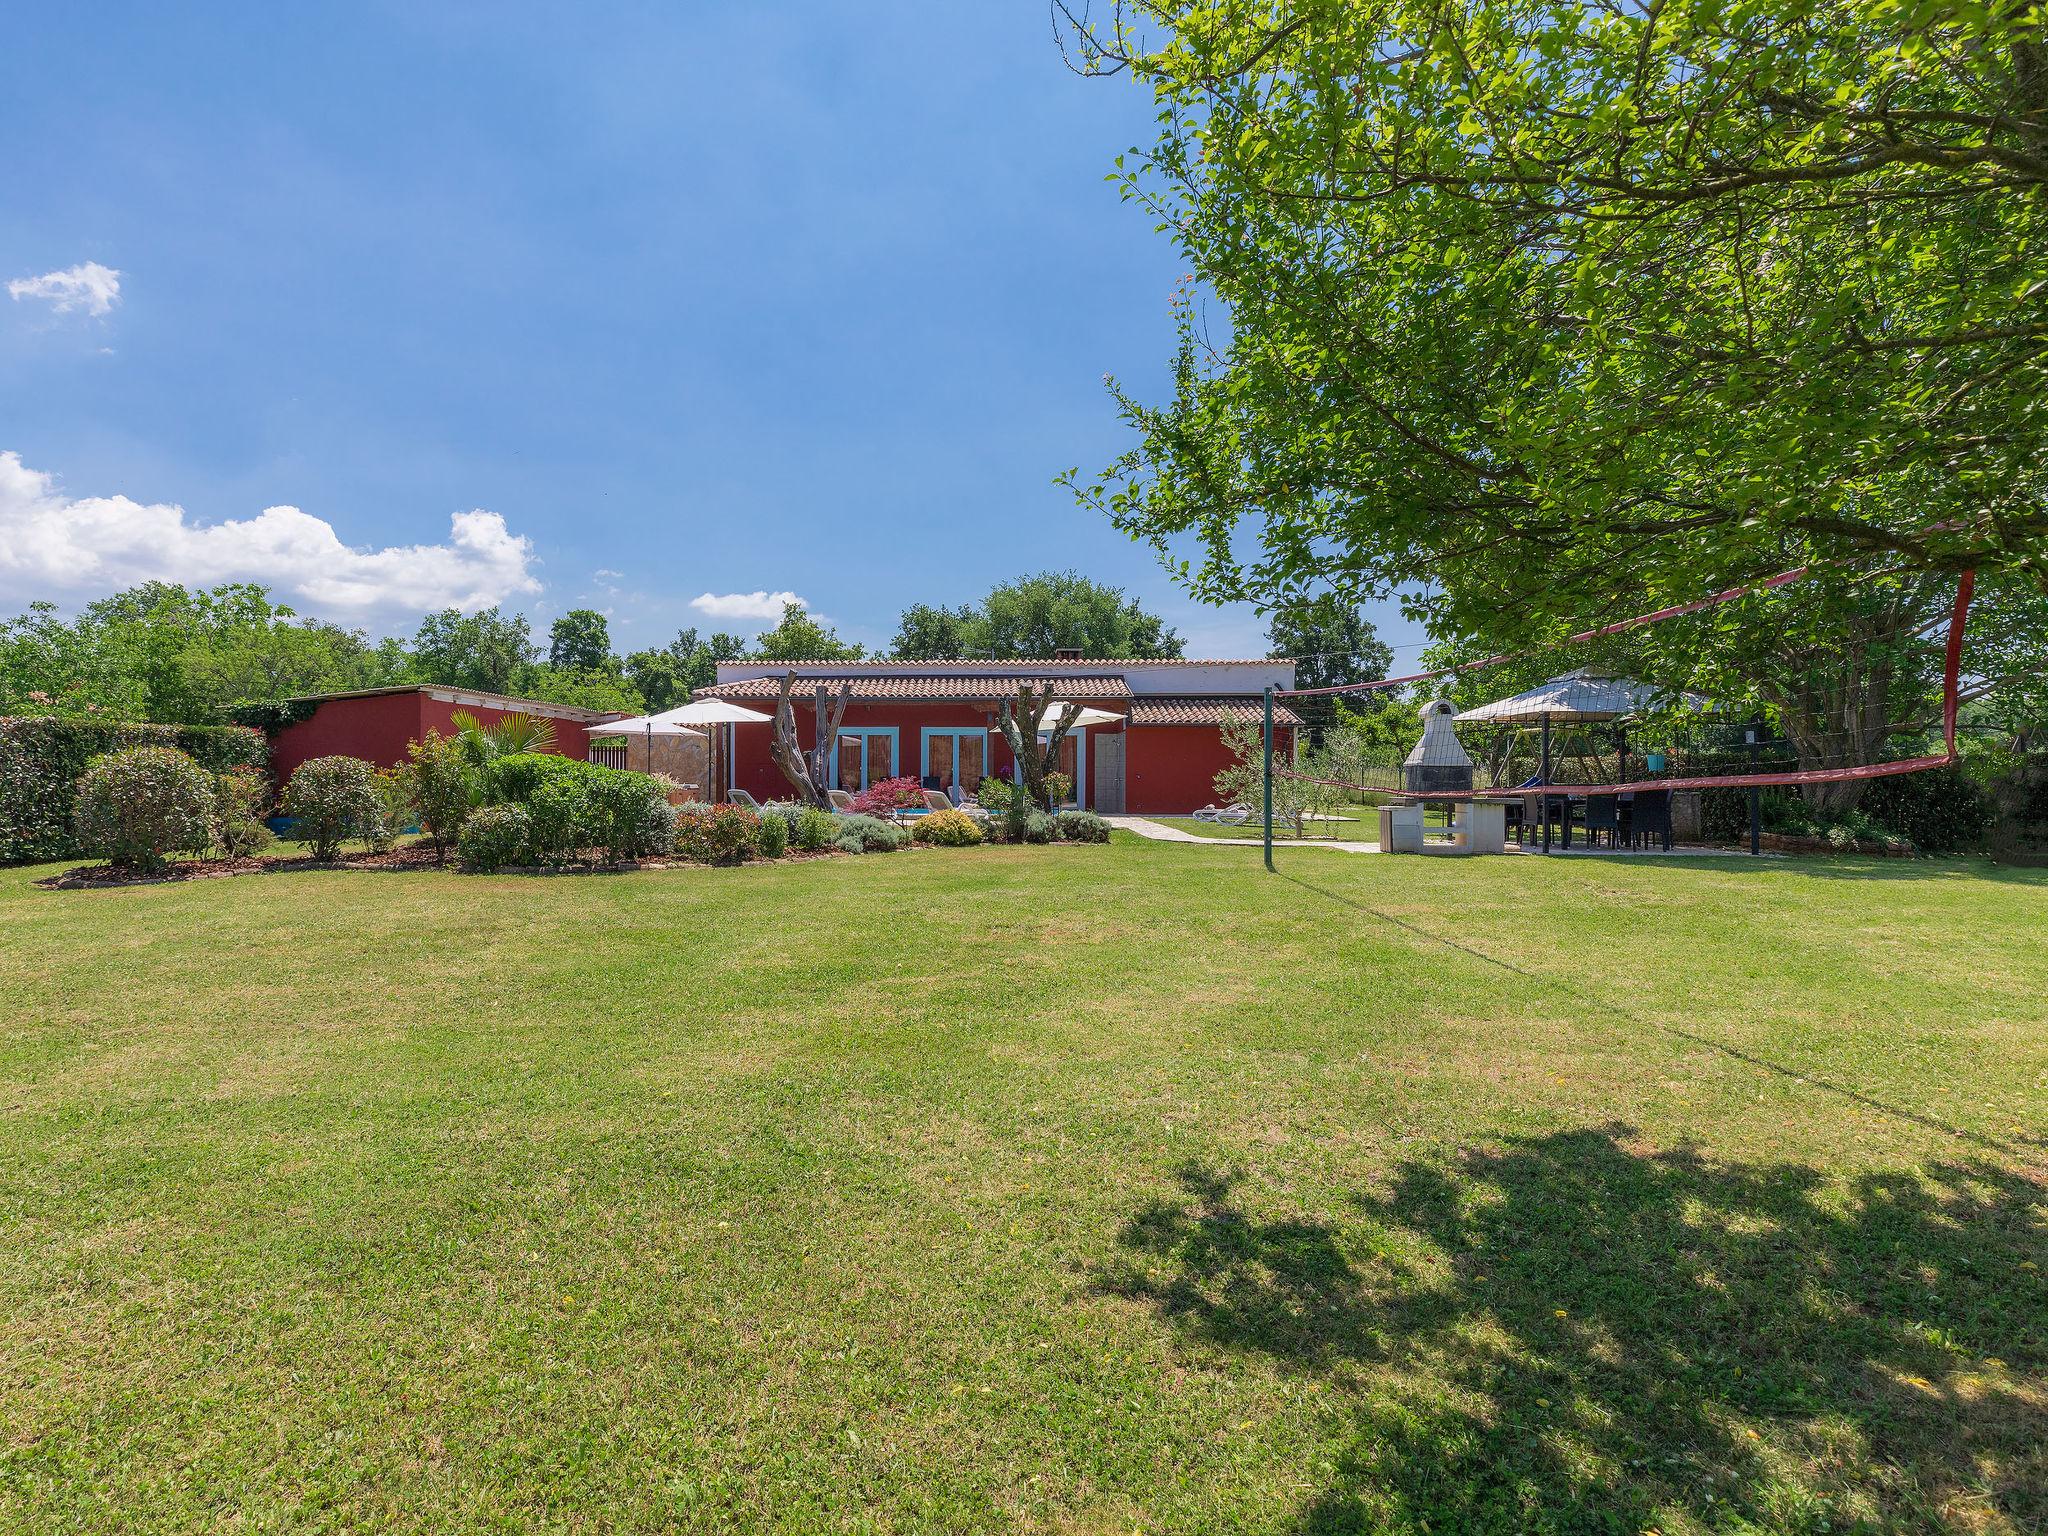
[1540,713,1552,854]
[1747,722,1762,856]
[1262,686,1275,872]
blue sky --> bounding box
[2,3,1422,663]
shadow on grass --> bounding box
[1278,870,2045,1161]
[1095,1137,2047,1534]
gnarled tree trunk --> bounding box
[997,684,1080,809]
[771,672,852,809]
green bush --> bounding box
[405,733,476,863]
[2,716,265,865]
[524,776,590,865]
[674,802,761,865]
[583,769,672,861]
[1860,766,1994,854]
[1055,809,1109,843]
[794,806,838,852]
[72,747,216,872]
[212,765,275,859]
[913,808,983,846]
[458,805,531,872]
[1023,811,1057,845]
[366,768,412,853]
[833,813,908,853]
[755,808,789,858]
[283,756,383,861]
[975,777,1013,813]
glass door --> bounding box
[922,730,987,795]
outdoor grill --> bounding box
[1402,699,1475,794]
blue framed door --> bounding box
[921,728,988,793]
[834,728,898,791]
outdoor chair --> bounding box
[1627,790,1673,851]
[1215,803,1252,826]
[827,789,858,813]
[1583,795,1621,849]
[727,788,761,811]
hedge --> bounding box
[0,716,268,866]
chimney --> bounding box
[1053,646,1083,662]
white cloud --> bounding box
[691,589,804,622]
[8,262,122,318]
[593,567,623,580]
[0,451,541,616]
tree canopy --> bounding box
[547,610,615,674]
[891,571,1185,659]
[751,602,865,662]
[1061,0,2048,642]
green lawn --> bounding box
[1,839,2043,1534]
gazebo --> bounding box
[1455,670,1710,850]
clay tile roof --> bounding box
[1128,696,1303,727]
[696,674,1132,703]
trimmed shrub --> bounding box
[674,802,760,865]
[584,770,671,861]
[2,716,265,865]
[458,805,530,872]
[1023,811,1057,844]
[833,813,908,853]
[794,806,838,852]
[913,808,983,846]
[405,732,476,863]
[72,746,216,871]
[1055,809,1109,843]
[524,776,590,865]
[283,755,383,860]
[212,765,275,859]
[755,808,789,858]
[850,775,926,817]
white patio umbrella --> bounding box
[660,699,775,802]
[586,712,706,781]
[1052,704,1124,731]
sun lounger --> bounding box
[827,789,857,813]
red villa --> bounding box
[266,685,610,787]
[695,657,1301,814]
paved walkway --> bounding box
[1103,816,1763,858]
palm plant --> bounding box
[449,709,557,766]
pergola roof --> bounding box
[1454,670,1710,725]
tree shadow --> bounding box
[1093,1134,2047,1533]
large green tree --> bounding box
[753,602,865,662]
[411,607,535,693]
[547,609,615,674]
[891,571,1185,659]
[624,627,747,710]
[1062,0,2048,638]
[2,583,409,724]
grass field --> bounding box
[2,838,2043,1533]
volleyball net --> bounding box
[1257,566,1978,825]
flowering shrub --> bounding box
[913,808,983,846]
[458,805,530,872]
[212,765,275,859]
[975,777,1014,813]
[283,756,383,861]
[2,717,265,866]
[1054,810,1109,843]
[72,747,216,872]
[850,776,925,816]
[674,802,761,865]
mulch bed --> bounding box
[36,845,451,889]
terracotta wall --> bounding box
[1123,724,1295,815]
[269,691,594,794]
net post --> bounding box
[1747,721,1762,856]
[1262,686,1275,872]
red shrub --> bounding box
[850,776,925,816]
